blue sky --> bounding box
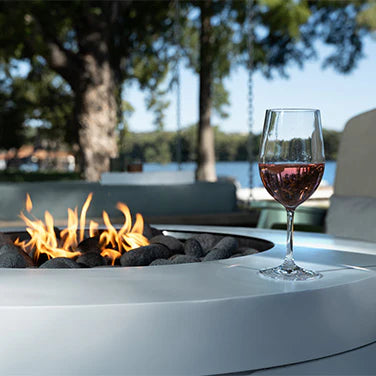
[125,37,376,134]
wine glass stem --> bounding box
[283,209,296,270]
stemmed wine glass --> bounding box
[258,109,325,281]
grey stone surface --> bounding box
[150,235,184,254]
[184,238,204,258]
[40,257,80,269]
[120,244,172,266]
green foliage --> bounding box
[119,130,175,164]
[117,126,341,163]
[0,170,80,182]
[0,0,177,145]
[357,0,376,31]
[179,0,372,127]
[181,1,237,118]
[323,129,342,161]
[0,0,368,162]
[0,60,74,148]
[0,72,27,149]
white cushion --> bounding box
[326,195,376,242]
[334,108,376,198]
[101,171,195,185]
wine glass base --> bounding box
[259,264,322,281]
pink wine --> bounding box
[259,163,325,210]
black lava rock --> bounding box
[203,237,239,262]
[0,244,34,268]
[203,248,232,262]
[76,252,106,267]
[149,259,173,266]
[142,222,154,240]
[230,249,258,258]
[0,252,33,268]
[0,244,21,256]
[0,232,13,247]
[150,227,163,237]
[77,236,101,254]
[36,253,49,267]
[120,244,172,266]
[150,235,184,254]
[192,233,222,255]
[239,248,259,255]
[40,257,80,269]
[171,254,201,264]
[230,253,243,258]
[184,238,204,258]
[53,227,61,240]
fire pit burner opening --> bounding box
[1,229,273,269]
[0,193,273,269]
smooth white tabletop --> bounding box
[0,225,375,375]
[0,226,375,307]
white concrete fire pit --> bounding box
[0,225,375,375]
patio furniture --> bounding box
[101,170,195,185]
[326,108,376,242]
[0,180,237,222]
[256,201,326,232]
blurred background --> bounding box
[0,0,375,192]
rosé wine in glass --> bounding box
[258,109,325,281]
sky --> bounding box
[124,37,376,135]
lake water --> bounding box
[144,160,336,188]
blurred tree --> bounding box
[116,126,340,163]
[357,0,376,31]
[0,0,174,180]
[0,71,28,149]
[0,60,74,149]
[323,129,342,160]
[181,0,234,181]
[182,0,372,181]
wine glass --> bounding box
[258,109,325,281]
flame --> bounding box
[79,193,92,242]
[26,193,33,212]
[15,194,149,265]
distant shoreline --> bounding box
[144,160,337,189]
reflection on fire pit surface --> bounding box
[0,229,272,269]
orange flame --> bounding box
[26,193,33,212]
[15,194,149,265]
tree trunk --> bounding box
[74,55,118,182]
[196,0,217,182]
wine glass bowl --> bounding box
[258,109,325,281]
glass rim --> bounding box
[266,108,320,113]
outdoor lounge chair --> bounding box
[326,108,376,242]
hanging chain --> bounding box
[247,0,255,204]
[174,0,182,170]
